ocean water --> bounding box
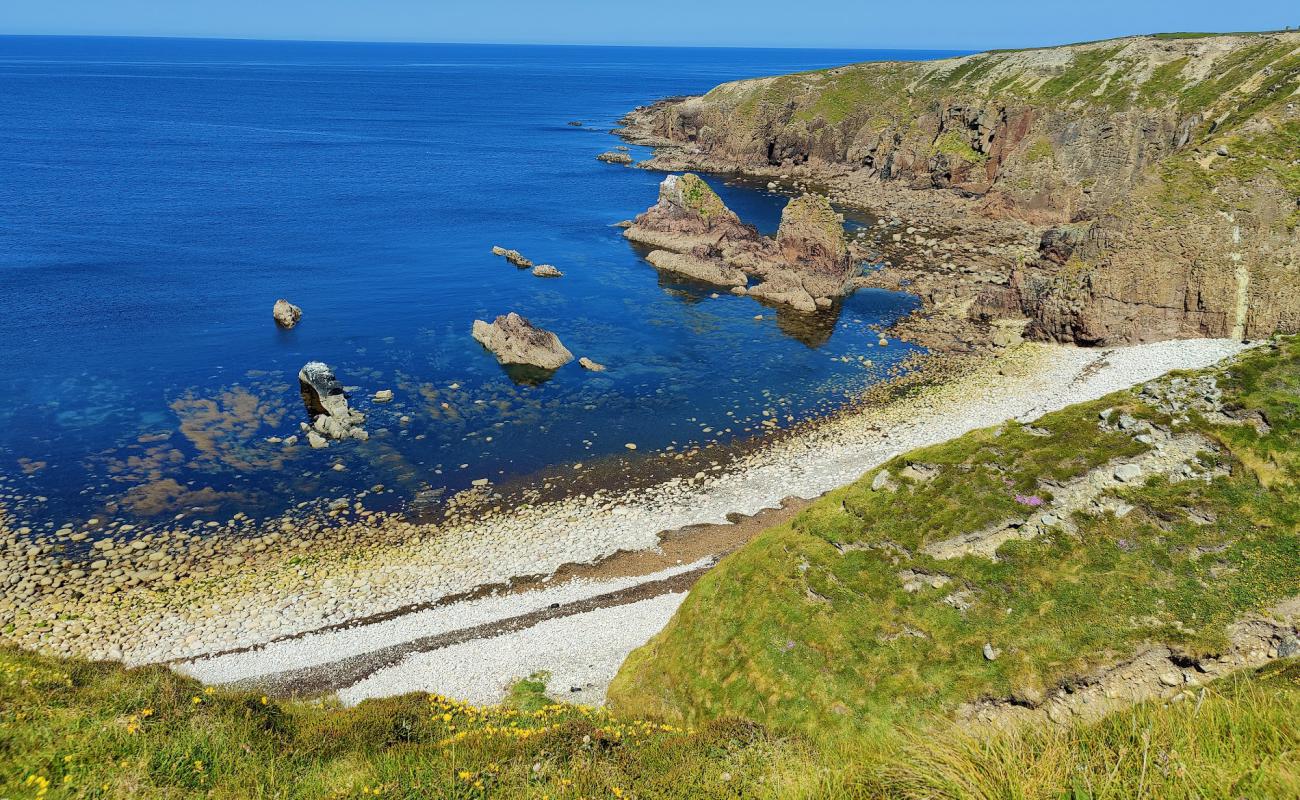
[0,36,961,527]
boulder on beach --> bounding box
[273,299,303,329]
[491,246,534,268]
[298,361,367,443]
[471,312,574,370]
[532,264,563,278]
[597,151,634,165]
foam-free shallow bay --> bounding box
[0,37,960,527]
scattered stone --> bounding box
[373,389,394,403]
[1114,463,1143,483]
[272,299,302,329]
[983,642,1001,661]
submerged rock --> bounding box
[273,299,303,329]
[471,312,574,370]
[297,362,367,444]
[491,246,534,269]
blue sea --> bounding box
[0,36,961,527]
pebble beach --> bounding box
[1,337,1252,704]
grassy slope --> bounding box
[609,338,1300,741]
[2,635,1298,798]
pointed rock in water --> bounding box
[624,176,855,312]
[273,299,302,329]
[624,173,756,253]
[773,194,855,300]
[532,264,563,278]
[471,312,574,370]
[298,361,367,441]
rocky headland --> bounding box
[619,31,1300,347]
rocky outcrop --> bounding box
[597,151,634,164]
[620,32,1300,344]
[491,246,533,269]
[531,264,563,278]
[625,174,855,309]
[297,362,367,444]
[471,313,574,370]
[273,299,302,329]
[645,249,747,287]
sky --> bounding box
[0,0,1295,50]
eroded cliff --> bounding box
[621,32,1300,344]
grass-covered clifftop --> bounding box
[609,337,1300,742]
[3,626,1298,797]
[630,31,1300,344]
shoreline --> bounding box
[3,337,1251,705]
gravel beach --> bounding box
[2,338,1252,705]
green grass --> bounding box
[932,131,987,165]
[3,643,1298,798]
[610,339,1300,741]
[0,649,830,799]
[885,659,1300,799]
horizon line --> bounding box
[0,32,980,52]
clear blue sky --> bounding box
[1,0,1295,50]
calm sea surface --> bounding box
[0,36,962,527]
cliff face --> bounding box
[623,32,1300,344]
